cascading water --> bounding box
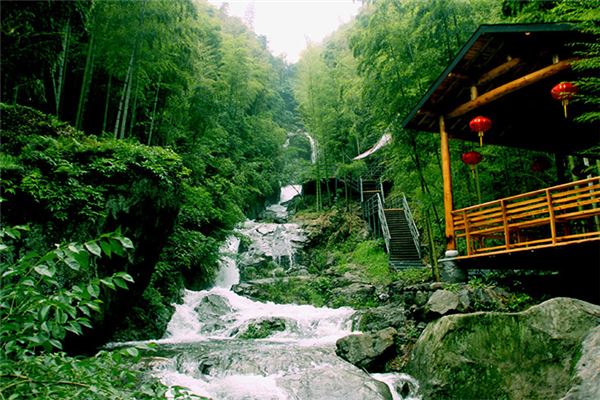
[135,185,419,400]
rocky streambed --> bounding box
[225,198,600,400]
[121,186,599,399]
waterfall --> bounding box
[124,185,420,399]
[286,130,318,164]
[300,131,317,164]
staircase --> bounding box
[357,170,423,269]
[384,208,423,269]
[360,178,382,202]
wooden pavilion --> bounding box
[403,23,600,270]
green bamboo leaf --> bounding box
[78,318,93,329]
[99,240,112,257]
[34,265,55,277]
[39,305,51,320]
[65,322,82,335]
[108,239,124,256]
[73,251,89,269]
[117,236,134,249]
[100,278,116,290]
[68,243,80,253]
[87,284,99,297]
[116,272,134,282]
[113,277,128,289]
[84,242,102,257]
[64,256,80,271]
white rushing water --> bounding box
[143,185,419,400]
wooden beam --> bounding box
[476,57,521,86]
[447,58,576,118]
[440,116,456,251]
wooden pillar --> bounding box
[440,116,456,251]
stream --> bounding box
[126,185,420,400]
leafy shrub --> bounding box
[393,267,433,286]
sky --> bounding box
[207,0,363,63]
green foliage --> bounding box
[394,268,433,286]
[338,240,394,286]
[0,347,206,400]
[1,104,188,345]
[0,227,134,357]
[0,229,192,399]
[252,277,331,308]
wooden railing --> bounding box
[452,176,600,256]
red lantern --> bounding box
[469,116,492,147]
[462,151,483,202]
[551,82,577,118]
[462,151,483,167]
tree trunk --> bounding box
[119,64,134,139]
[75,34,95,130]
[53,20,71,117]
[102,75,112,133]
[113,65,130,138]
[147,76,161,145]
[127,76,140,137]
[117,0,147,139]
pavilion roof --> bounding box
[402,23,597,154]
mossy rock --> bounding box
[238,318,287,339]
[407,297,600,400]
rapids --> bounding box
[135,185,420,399]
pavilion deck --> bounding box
[451,176,600,264]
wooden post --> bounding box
[464,212,471,256]
[546,189,557,244]
[440,116,456,251]
[500,199,510,249]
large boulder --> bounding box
[407,297,600,399]
[561,326,600,400]
[424,289,461,316]
[336,327,397,371]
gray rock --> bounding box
[414,290,429,307]
[470,286,504,310]
[425,289,460,316]
[356,305,407,332]
[457,288,471,311]
[281,366,393,400]
[439,258,467,282]
[332,282,376,305]
[408,297,600,400]
[237,318,287,339]
[561,326,600,400]
[336,327,398,371]
[194,294,232,317]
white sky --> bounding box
[207,0,363,63]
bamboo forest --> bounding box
[1,0,599,399]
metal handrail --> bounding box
[377,193,391,253]
[402,194,421,258]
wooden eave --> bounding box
[402,23,598,154]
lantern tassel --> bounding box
[478,131,483,146]
[562,100,568,118]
